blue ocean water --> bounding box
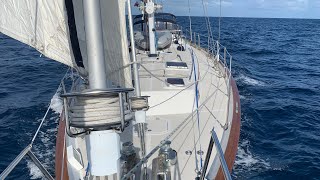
[1,17,320,179]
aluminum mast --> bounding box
[83,0,120,177]
[145,0,162,56]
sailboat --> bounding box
[0,0,241,179]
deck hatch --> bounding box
[166,62,188,69]
[166,78,185,87]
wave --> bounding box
[27,126,57,179]
[236,74,266,86]
[247,49,277,56]
[27,91,61,179]
[27,161,45,180]
[234,140,270,174]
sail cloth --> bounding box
[0,1,76,67]
[0,0,131,87]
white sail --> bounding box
[0,0,131,87]
[0,0,75,67]
[72,0,131,87]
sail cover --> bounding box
[0,0,131,87]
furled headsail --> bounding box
[0,0,131,87]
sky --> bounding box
[134,0,320,19]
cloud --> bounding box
[161,0,233,16]
[255,0,309,11]
[132,0,319,18]
[287,0,309,10]
[208,0,233,7]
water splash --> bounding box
[234,140,270,174]
[27,90,61,179]
[50,87,63,114]
[27,161,44,180]
[237,74,265,86]
[240,95,246,99]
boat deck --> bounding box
[60,40,240,180]
[128,41,235,179]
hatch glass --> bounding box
[166,62,188,69]
[166,78,185,87]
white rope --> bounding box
[131,98,148,110]
[70,96,132,126]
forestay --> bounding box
[0,0,131,87]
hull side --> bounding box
[215,77,241,180]
[55,112,69,180]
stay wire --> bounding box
[187,0,192,41]
[31,68,71,145]
[219,0,221,42]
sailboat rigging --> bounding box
[0,0,241,179]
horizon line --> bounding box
[131,14,320,20]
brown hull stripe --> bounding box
[215,77,241,180]
[55,112,69,180]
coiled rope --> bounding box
[131,97,149,110]
[69,95,132,128]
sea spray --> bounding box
[27,88,62,179]
[50,87,63,114]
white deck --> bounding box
[65,40,235,180]
[130,41,234,179]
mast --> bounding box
[146,1,156,55]
[144,0,162,56]
[83,0,107,89]
[83,0,120,177]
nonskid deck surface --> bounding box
[64,41,235,179]
[133,41,233,179]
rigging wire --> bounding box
[199,1,214,58]
[31,68,71,144]
[187,0,192,41]
[219,0,221,42]
[123,40,228,178]
[122,81,221,179]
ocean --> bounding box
[0,17,320,179]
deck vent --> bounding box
[166,78,185,87]
[166,62,188,69]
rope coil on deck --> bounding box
[130,96,149,111]
[69,95,132,129]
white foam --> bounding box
[50,87,63,114]
[234,140,270,173]
[237,74,265,86]
[27,160,44,180]
[27,105,60,179]
[27,129,56,179]
[236,147,259,167]
[240,95,246,99]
